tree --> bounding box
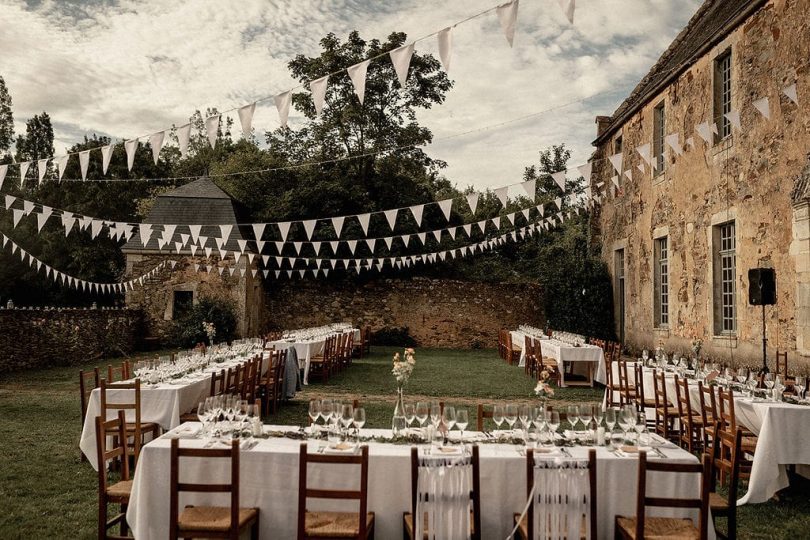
[0,75,12,158]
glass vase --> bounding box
[392,383,406,436]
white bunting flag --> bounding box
[12,208,24,227]
[494,186,508,207]
[219,225,233,242]
[55,154,69,181]
[636,163,645,174]
[177,124,192,158]
[75,150,91,180]
[383,236,393,250]
[608,153,623,175]
[551,171,566,190]
[664,133,683,155]
[205,115,220,148]
[724,110,741,132]
[635,143,653,166]
[347,60,371,105]
[576,162,592,182]
[611,176,620,189]
[557,0,575,24]
[383,209,398,231]
[347,240,357,255]
[402,235,411,248]
[310,75,329,117]
[302,220,317,240]
[389,43,415,87]
[237,239,248,254]
[275,91,292,127]
[22,200,34,214]
[331,216,345,238]
[124,139,138,171]
[329,241,339,254]
[783,83,798,105]
[695,121,717,144]
[189,224,202,244]
[491,216,501,229]
[62,215,76,236]
[624,170,632,180]
[293,242,302,255]
[432,229,442,242]
[365,238,376,253]
[0,164,6,190]
[438,199,453,221]
[90,220,103,239]
[252,223,266,242]
[238,102,256,139]
[417,232,427,245]
[18,161,30,186]
[466,192,479,214]
[277,222,292,242]
[496,0,519,47]
[437,27,453,72]
[554,197,563,210]
[36,159,48,184]
[752,97,770,120]
[357,213,371,235]
[521,179,536,198]
[149,131,165,164]
[311,241,321,255]
[407,204,423,227]
[139,224,153,247]
[463,223,472,237]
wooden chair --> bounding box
[169,439,259,540]
[604,346,621,408]
[653,371,677,443]
[180,369,227,423]
[699,385,719,457]
[615,452,711,540]
[95,410,133,540]
[617,359,636,407]
[515,448,597,540]
[716,389,757,485]
[99,378,160,466]
[80,368,100,428]
[709,426,750,540]
[505,332,521,365]
[240,356,259,402]
[674,376,704,453]
[362,326,371,356]
[107,361,131,383]
[775,350,788,377]
[262,349,288,416]
[476,403,494,432]
[634,364,657,417]
[524,336,536,378]
[344,331,355,368]
[535,340,560,385]
[297,443,374,539]
[225,365,242,395]
[404,445,480,540]
[309,335,335,383]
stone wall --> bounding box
[592,0,810,367]
[0,307,142,372]
[263,277,544,349]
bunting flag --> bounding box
[274,91,292,127]
[695,121,717,144]
[331,216,345,238]
[576,162,592,183]
[12,208,24,227]
[252,223,266,242]
[0,164,6,190]
[496,0,519,47]
[521,179,536,198]
[724,110,742,131]
[783,83,798,105]
[437,27,453,72]
[347,60,371,105]
[383,209,398,231]
[551,171,566,190]
[438,199,453,220]
[78,151,90,180]
[19,161,31,186]
[389,43,415,87]
[55,154,69,181]
[302,220,317,240]
[557,0,575,24]
[466,192,479,214]
[608,153,623,175]
[37,159,48,184]
[277,222,292,242]
[177,124,192,158]
[149,131,165,164]
[357,213,371,235]
[205,115,220,148]
[139,224,153,247]
[124,139,138,171]
[664,133,683,155]
[238,102,256,139]
[219,225,233,242]
[494,186,508,207]
[310,75,329,117]
[409,204,424,226]
[635,143,653,166]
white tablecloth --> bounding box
[735,399,810,504]
[127,426,712,540]
[269,329,360,385]
[513,331,606,386]
[79,354,266,470]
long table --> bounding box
[512,331,606,387]
[127,425,712,539]
[269,328,360,385]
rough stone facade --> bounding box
[263,277,544,349]
[0,307,142,372]
[591,0,810,367]
[124,255,263,340]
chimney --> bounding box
[595,116,612,138]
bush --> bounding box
[170,297,238,348]
[370,326,417,347]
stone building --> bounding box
[591,0,809,366]
[122,178,264,340]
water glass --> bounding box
[504,404,518,434]
[456,409,468,442]
[415,402,429,430]
[492,404,505,431]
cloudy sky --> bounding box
[0,0,700,190]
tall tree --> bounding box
[0,75,12,158]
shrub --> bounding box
[170,297,238,348]
[370,326,417,347]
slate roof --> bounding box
[594,0,767,145]
[122,178,249,254]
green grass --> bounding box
[0,346,808,538]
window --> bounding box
[714,51,732,141]
[653,102,665,174]
[172,290,193,320]
[614,249,625,344]
[654,237,669,327]
[713,222,736,334]
[614,135,623,154]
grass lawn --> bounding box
[0,346,808,538]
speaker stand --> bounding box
[761,304,769,374]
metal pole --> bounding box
[761,303,769,373]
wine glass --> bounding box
[593,405,605,430]
[737,367,748,384]
[545,411,560,443]
[404,403,416,432]
[764,373,775,399]
[518,405,530,431]
[243,403,256,441]
[580,405,593,434]
[620,406,637,443]
[633,412,647,445]
[415,402,429,432]
[353,408,366,440]
[340,404,354,436]
[605,408,617,434]
[456,409,468,442]
[504,404,518,435]
[567,405,580,434]
[492,404,505,432]
[196,400,209,436]
[795,376,807,400]
[442,406,456,444]
[429,401,442,428]
[308,399,321,430]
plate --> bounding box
[620,445,653,453]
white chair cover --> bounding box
[532,458,591,540]
[415,453,473,540]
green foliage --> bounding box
[370,326,417,347]
[0,76,12,155]
[170,297,238,348]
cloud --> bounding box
[0,0,699,189]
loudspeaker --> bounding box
[748,268,776,306]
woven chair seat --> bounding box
[709,491,729,512]
[513,513,587,540]
[403,511,474,539]
[106,480,132,501]
[179,411,198,423]
[616,516,699,539]
[305,510,374,538]
[125,421,159,432]
[178,505,258,532]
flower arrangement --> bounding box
[534,365,555,398]
[392,348,416,384]
[202,321,216,346]
[691,338,702,358]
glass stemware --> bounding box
[580,405,593,441]
[518,405,530,431]
[429,401,442,429]
[492,404,505,432]
[352,408,366,440]
[545,411,560,444]
[340,404,354,438]
[308,399,321,431]
[197,400,209,436]
[442,406,456,444]
[567,405,580,434]
[504,404,518,435]
[415,401,429,433]
[795,376,807,400]
[404,403,416,432]
[456,409,469,442]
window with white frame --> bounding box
[654,237,669,327]
[713,221,737,334]
[714,50,732,141]
[653,102,665,175]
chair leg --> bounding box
[250,516,259,540]
[98,496,107,540]
[120,503,128,537]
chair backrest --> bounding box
[95,410,130,495]
[273,350,287,386]
[210,369,227,396]
[409,445,481,540]
[99,378,145,463]
[241,357,258,401]
[717,388,738,433]
[107,360,130,383]
[79,367,100,424]
[524,335,535,362]
[618,360,631,402]
[226,365,242,394]
[776,350,788,376]
[634,364,649,406]
[526,448,597,539]
[476,404,494,431]
[634,452,711,540]
[170,438,241,540]
[674,375,690,418]
[298,443,370,540]
[699,385,717,445]
[653,371,669,412]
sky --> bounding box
[0,0,701,191]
